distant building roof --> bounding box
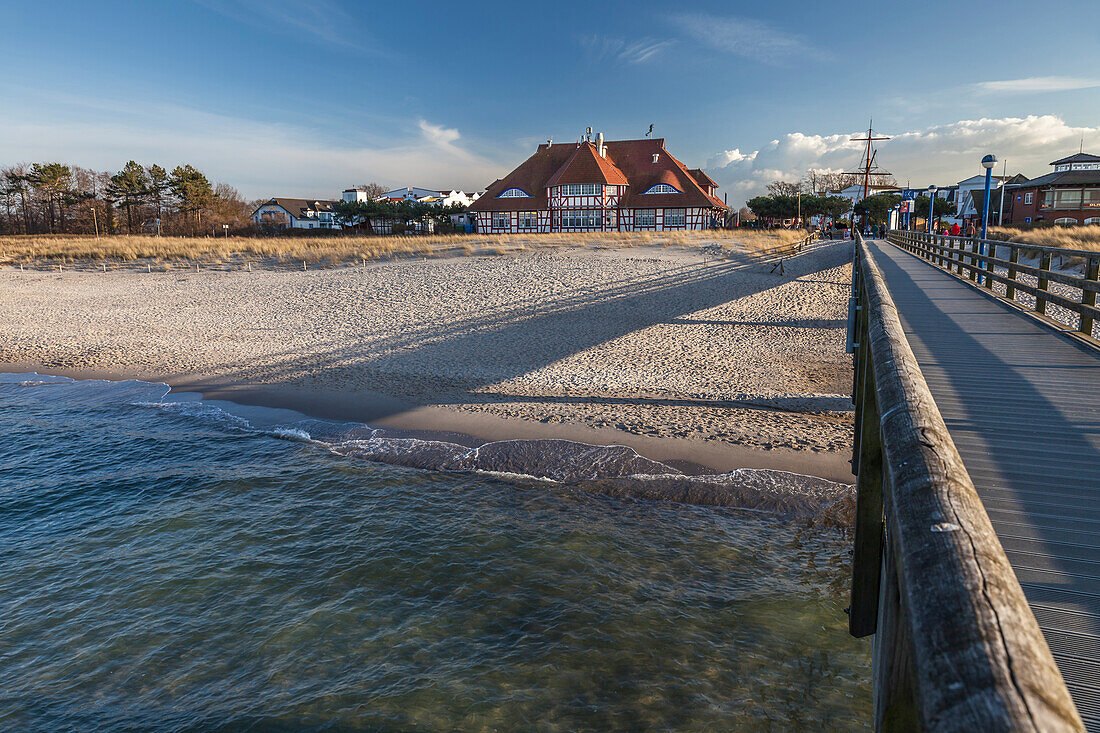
[253,197,337,217]
[1050,152,1100,165]
[1018,170,1100,187]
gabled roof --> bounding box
[469,137,727,212]
[253,197,337,217]
[688,168,718,189]
[1050,152,1100,165]
[547,141,629,186]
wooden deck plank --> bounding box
[869,240,1100,732]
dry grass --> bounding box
[989,226,1100,252]
[0,229,810,268]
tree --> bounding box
[147,164,170,231]
[766,180,802,197]
[912,195,957,221]
[29,163,73,232]
[170,165,214,233]
[355,182,388,199]
[107,160,150,234]
[854,194,901,225]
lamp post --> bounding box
[927,185,938,234]
[979,154,997,285]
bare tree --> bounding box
[766,180,802,197]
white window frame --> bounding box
[498,188,530,198]
[1054,217,1078,225]
[664,208,686,226]
[1023,192,1033,205]
[1084,217,1100,225]
[560,184,601,197]
[518,211,538,229]
[492,212,509,229]
[642,184,681,195]
[635,209,656,227]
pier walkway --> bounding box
[866,238,1100,731]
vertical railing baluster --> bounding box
[1006,246,1019,300]
[1037,251,1052,315]
[1080,255,1099,336]
[984,239,995,290]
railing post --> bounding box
[969,239,978,282]
[1080,255,1099,336]
[984,239,995,290]
[1037,251,1052,315]
[1006,245,1019,300]
[850,318,885,638]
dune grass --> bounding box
[0,229,810,268]
[989,226,1100,252]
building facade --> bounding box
[252,198,339,229]
[468,136,727,233]
[1004,153,1100,226]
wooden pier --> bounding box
[849,231,1097,731]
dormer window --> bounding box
[642,184,681,194]
[498,188,531,198]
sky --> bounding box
[2,0,1099,205]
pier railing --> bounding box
[848,232,1082,731]
[886,230,1100,338]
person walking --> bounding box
[951,222,961,237]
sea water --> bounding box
[0,374,871,730]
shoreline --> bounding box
[2,361,854,483]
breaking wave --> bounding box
[7,373,855,527]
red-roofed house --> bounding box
[468,135,727,232]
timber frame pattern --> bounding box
[848,232,1083,731]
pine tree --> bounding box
[106,160,151,234]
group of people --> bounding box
[930,221,979,238]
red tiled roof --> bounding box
[470,138,727,212]
[688,168,718,189]
[547,141,629,186]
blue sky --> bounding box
[2,0,1098,204]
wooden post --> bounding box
[850,334,885,638]
[1080,255,1099,336]
[969,239,978,281]
[1006,246,1019,300]
[984,241,995,290]
[872,531,919,731]
[1037,251,1052,315]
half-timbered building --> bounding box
[468,136,727,233]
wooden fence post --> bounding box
[1006,246,1019,300]
[850,325,885,638]
[1080,255,1099,336]
[984,241,995,290]
[1037,251,1052,315]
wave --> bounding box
[5,373,855,527]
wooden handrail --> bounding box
[850,232,1083,731]
[888,231,1100,337]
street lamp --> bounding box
[927,185,938,234]
[979,154,997,285]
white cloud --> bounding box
[669,13,819,65]
[706,115,1100,204]
[579,35,674,64]
[190,0,380,54]
[976,76,1100,94]
[0,92,505,199]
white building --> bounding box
[252,198,338,229]
[369,187,481,207]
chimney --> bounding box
[597,132,605,158]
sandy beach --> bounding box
[0,239,855,480]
